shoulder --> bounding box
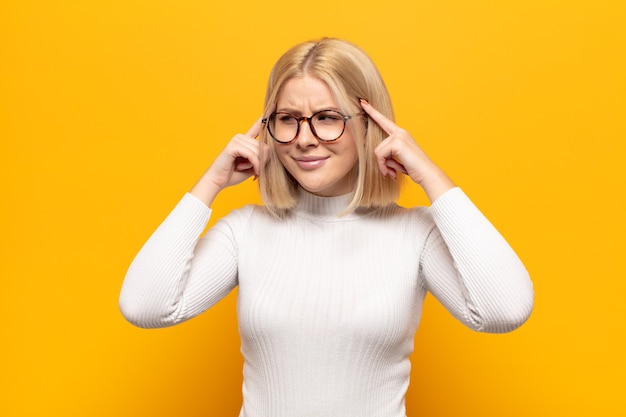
[353,203,437,244]
[212,203,281,235]
[216,203,268,226]
[373,202,435,227]
[381,188,477,230]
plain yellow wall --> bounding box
[1,0,624,416]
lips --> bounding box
[293,155,329,170]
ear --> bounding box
[360,113,369,135]
[357,98,370,133]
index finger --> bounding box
[245,116,265,138]
[360,99,399,135]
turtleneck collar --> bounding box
[293,188,372,222]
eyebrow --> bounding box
[276,106,342,115]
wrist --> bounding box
[190,173,222,207]
[419,167,455,203]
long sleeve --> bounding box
[420,187,534,333]
[119,193,241,328]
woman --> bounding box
[119,38,534,417]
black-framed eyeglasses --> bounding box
[262,110,361,144]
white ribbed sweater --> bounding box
[120,187,533,417]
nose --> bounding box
[295,119,318,148]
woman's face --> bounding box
[274,75,359,197]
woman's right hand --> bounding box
[190,117,266,207]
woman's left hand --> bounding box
[360,99,456,202]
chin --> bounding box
[289,169,354,197]
[299,183,330,194]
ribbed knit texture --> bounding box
[119,187,534,417]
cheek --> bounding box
[274,147,289,166]
[341,138,360,167]
[274,147,295,175]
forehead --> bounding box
[277,75,338,110]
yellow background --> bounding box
[1,0,624,416]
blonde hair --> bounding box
[259,38,401,216]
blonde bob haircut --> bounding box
[259,38,401,217]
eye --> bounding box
[315,111,343,124]
[276,113,297,125]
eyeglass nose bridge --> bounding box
[293,115,318,141]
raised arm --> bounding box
[421,188,534,333]
[360,99,533,332]
[190,117,266,206]
[119,118,265,328]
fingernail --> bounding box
[359,98,369,105]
